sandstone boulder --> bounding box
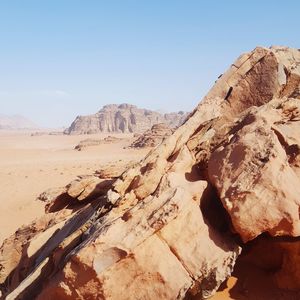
[209,98,300,242]
[94,161,135,179]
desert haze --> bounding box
[0,115,38,130]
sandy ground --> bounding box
[0,130,148,244]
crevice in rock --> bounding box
[271,126,300,164]
[199,185,240,245]
[215,234,300,299]
[1,198,113,299]
[224,86,233,101]
[155,232,194,280]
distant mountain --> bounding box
[64,103,189,135]
[0,114,38,130]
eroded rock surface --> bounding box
[64,103,188,134]
[1,46,300,299]
[129,123,174,148]
[74,136,124,151]
[236,235,300,293]
[209,98,300,242]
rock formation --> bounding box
[64,103,188,134]
[129,123,174,148]
[1,46,300,300]
[74,136,123,151]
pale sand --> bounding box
[0,131,148,244]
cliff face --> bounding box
[64,103,188,134]
[1,46,300,300]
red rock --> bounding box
[1,46,300,300]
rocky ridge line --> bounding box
[64,103,188,135]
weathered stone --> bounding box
[240,235,300,291]
[129,123,174,148]
[64,103,188,134]
[66,176,113,201]
[209,98,300,242]
[74,136,123,151]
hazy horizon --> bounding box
[1,0,299,128]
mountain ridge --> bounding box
[64,103,188,134]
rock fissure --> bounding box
[155,232,194,280]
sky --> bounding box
[0,1,299,128]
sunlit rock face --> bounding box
[129,123,174,148]
[1,46,300,300]
[64,103,188,134]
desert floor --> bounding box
[0,130,148,244]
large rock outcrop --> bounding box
[74,136,123,151]
[64,103,188,134]
[1,46,300,300]
[208,97,300,242]
[129,123,174,148]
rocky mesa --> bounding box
[64,103,188,134]
[1,46,300,300]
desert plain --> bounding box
[0,130,148,243]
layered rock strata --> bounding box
[129,123,174,148]
[64,103,188,134]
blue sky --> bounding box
[0,1,299,127]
